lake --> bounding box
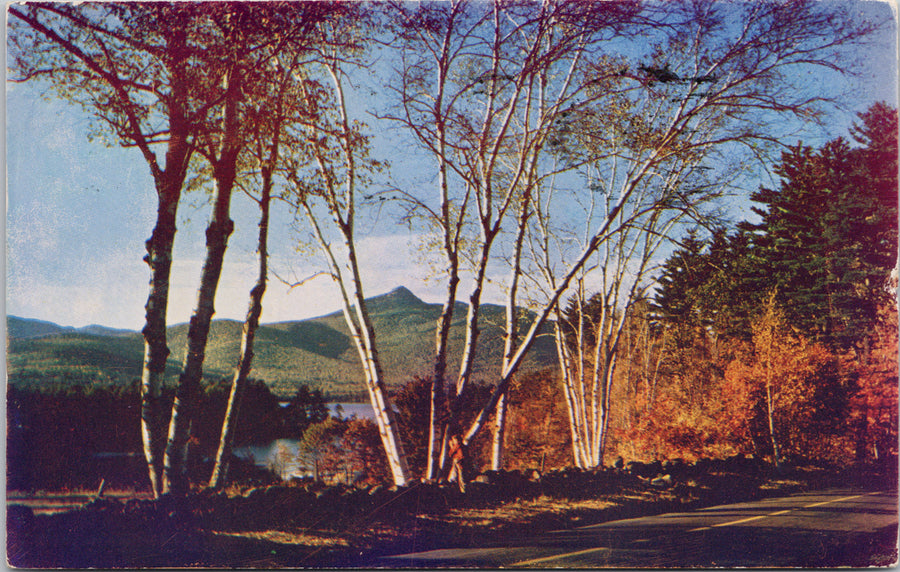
[234,403,376,480]
[277,401,376,420]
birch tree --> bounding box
[553,212,691,467]
[8,3,224,497]
[208,49,309,490]
[9,2,337,496]
[161,32,243,494]
[388,0,642,476]
[284,12,412,486]
[723,293,836,468]
[458,0,877,457]
[162,4,334,495]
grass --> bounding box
[437,495,619,528]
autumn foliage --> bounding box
[720,295,849,465]
[850,299,900,463]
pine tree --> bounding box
[745,104,898,352]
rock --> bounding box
[626,461,657,478]
[650,474,673,488]
[82,497,118,512]
[474,474,491,485]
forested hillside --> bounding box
[8,287,555,399]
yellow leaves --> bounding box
[722,291,840,461]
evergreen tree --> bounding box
[653,229,710,335]
[283,385,329,438]
[745,104,898,351]
[653,228,765,342]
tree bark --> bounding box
[427,259,459,479]
[140,194,180,498]
[766,378,782,470]
[491,196,529,471]
[345,237,411,486]
[555,317,588,468]
[321,55,412,486]
[490,392,508,471]
[164,67,241,495]
[163,201,235,494]
[209,178,270,490]
[138,35,193,499]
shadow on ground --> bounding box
[7,457,898,568]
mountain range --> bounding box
[7,287,556,399]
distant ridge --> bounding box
[7,285,557,398]
[7,316,138,339]
[75,324,139,337]
[8,286,427,339]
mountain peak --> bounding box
[366,286,424,311]
[387,285,417,298]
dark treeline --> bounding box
[7,380,327,490]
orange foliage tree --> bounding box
[722,294,849,467]
[503,370,571,473]
[610,298,743,464]
[850,298,899,463]
[612,344,743,463]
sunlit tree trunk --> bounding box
[490,392,508,471]
[554,315,588,468]
[164,66,242,495]
[491,192,531,470]
[302,201,411,486]
[209,170,272,490]
[140,94,193,496]
[140,183,182,498]
[426,10,464,481]
[293,45,412,485]
[136,26,197,496]
[765,378,782,470]
[346,241,412,486]
[208,47,300,489]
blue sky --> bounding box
[5,1,898,330]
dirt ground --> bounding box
[7,459,897,568]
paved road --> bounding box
[381,489,898,568]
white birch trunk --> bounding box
[209,162,273,489]
[490,392,508,471]
[163,66,241,494]
[294,54,411,485]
